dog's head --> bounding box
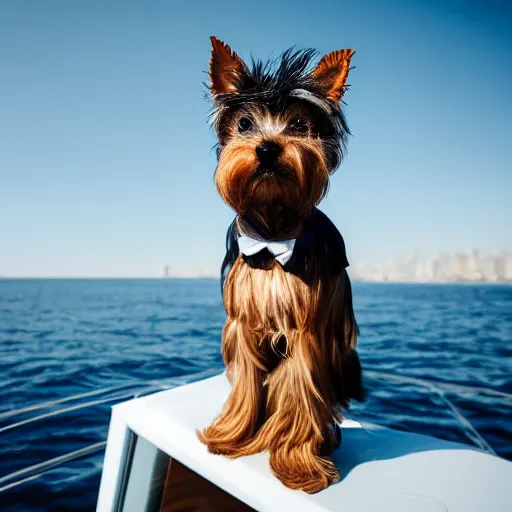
[208,37,354,239]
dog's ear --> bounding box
[209,36,248,95]
[312,49,355,102]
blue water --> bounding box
[0,279,511,511]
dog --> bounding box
[198,37,364,494]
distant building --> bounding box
[352,250,512,283]
[505,254,512,281]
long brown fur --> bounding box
[199,256,356,493]
[198,37,359,494]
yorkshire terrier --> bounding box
[198,37,364,494]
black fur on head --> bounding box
[207,46,352,174]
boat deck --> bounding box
[97,373,512,512]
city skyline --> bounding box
[155,249,512,282]
[351,249,512,283]
[2,247,512,282]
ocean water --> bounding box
[0,279,511,511]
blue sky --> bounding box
[0,0,510,277]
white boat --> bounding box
[96,372,512,512]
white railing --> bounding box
[1,367,510,492]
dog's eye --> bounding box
[289,117,309,134]
[238,117,253,134]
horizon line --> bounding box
[0,276,510,286]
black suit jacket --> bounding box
[220,208,349,296]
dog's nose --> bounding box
[256,142,282,165]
